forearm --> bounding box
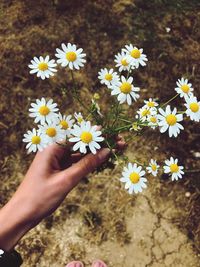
[0,196,32,251]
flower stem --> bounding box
[161,93,179,108]
[113,124,132,133]
[105,139,118,161]
[70,71,99,123]
[119,117,132,123]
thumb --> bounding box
[60,148,110,190]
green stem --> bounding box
[132,159,145,166]
[119,117,132,123]
[105,140,118,161]
[113,123,132,133]
[70,71,91,113]
[70,71,100,123]
[161,93,179,108]
[111,101,120,128]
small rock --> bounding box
[193,152,200,158]
[185,192,191,198]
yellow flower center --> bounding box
[120,82,132,94]
[131,48,141,59]
[31,136,41,145]
[121,58,128,66]
[66,51,77,62]
[170,163,179,173]
[93,93,100,100]
[39,106,50,116]
[150,117,157,123]
[46,127,56,137]
[80,131,93,143]
[181,84,189,93]
[166,114,177,126]
[151,164,157,171]
[38,62,48,71]
[190,102,199,113]
[130,172,140,184]
[105,74,113,81]
[77,117,83,123]
[141,109,150,117]
[147,101,155,108]
[60,120,69,130]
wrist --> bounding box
[0,196,33,251]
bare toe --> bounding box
[92,260,107,267]
[65,261,84,267]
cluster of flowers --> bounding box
[24,42,199,195]
[98,65,199,138]
[134,78,200,138]
[121,158,184,194]
[23,99,104,155]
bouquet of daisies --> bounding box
[24,43,200,195]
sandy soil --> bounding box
[30,177,200,267]
[0,0,200,266]
[14,151,200,267]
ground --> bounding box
[0,0,200,266]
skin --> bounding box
[0,138,125,252]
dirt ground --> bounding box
[0,0,200,266]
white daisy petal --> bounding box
[28,56,57,79]
[69,121,104,154]
[120,163,147,194]
[55,43,86,70]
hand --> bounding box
[0,137,125,251]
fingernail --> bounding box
[98,148,110,162]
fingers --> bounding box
[59,148,110,191]
[116,140,126,150]
[60,153,85,169]
[35,142,70,161]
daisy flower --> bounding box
[123,44,148,68]
[55,43,86,70]
[28,55,57,80]
[163,157,184,181]
[184,96,200,122]
[56,113,75,137]
[147,114,159,129]
[136,106,157,122]
[114,51,131,72]
[120,163,147,194]
[29,98,59,125]
[23,128,47,153]
[144,98,158,109]
[146,159,160,177]
[69,121,104,154]
[74,112,84,124]
[98,68,119,87]
[175,77,194,99]
[110,76,140,105]
[157,105,184,137]
[39,122,65,145]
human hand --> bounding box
[0,137,125,251]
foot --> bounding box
[92,260,107,267]
[65,261,84,267]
